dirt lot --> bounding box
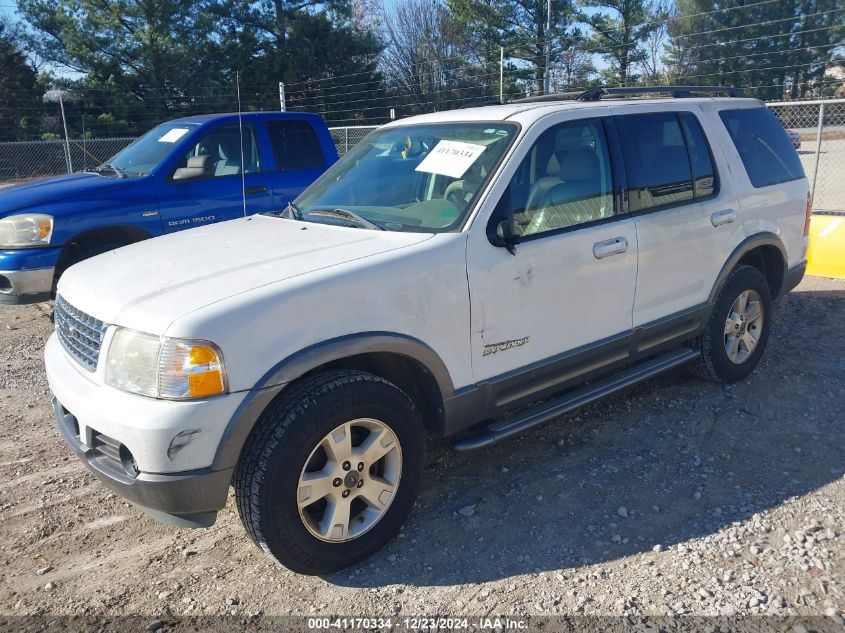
[0,277,843,629]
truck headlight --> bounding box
[105,328,227,399]
[0,214,54,248]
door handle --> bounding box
[711,208,737,227]
[593,237,629,259]
[245,186,267,195]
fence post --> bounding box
[58,92,73,174]
[345,128,349,154]
[811,101,825,203]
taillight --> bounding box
[804,192,813,236]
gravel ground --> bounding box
[0,277,843,630]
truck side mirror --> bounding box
[173,155,212,181]
[487,187,519,255]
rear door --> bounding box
[612,106,743,328]
[156,122,274,232]
[263,118,329,206]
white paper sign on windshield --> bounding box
[415,140,486,179]
[158,128,190,143]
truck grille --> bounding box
[54,295,107,372]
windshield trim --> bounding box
[294,119,522,234]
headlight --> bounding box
[0,214,54,248]
[105,328,227,400]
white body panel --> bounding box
[464,106,637,379]
[705,102,809,268]
[57,215,433,334]
[165,232,473,392]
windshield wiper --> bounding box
[92,163,126,178]
[308,208,386,231]
[285,201,304,220]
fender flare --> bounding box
[211,332,455,471]
[707,232,788,304]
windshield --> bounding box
[291,122,519,232]
[103,122,201,177]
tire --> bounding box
[234,369,425,575]
[690,265,773,383]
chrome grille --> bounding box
[54,295,106,372]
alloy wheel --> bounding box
[724,289,764,364]
[297,418,402,542]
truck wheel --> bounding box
[234,370,425,575]
[690,265,772,383]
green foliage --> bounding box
[0,18,41,141]
[665,0,844,99]
[6,0,844,139]
[580,0,662,86]
[13,0,384,134]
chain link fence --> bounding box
[0,126,380,186]
[328,126,379,156]
[1,111,843,213]
[0,137,136,185]
[768,99,845,213]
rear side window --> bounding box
[719,108,804,188]
[679,112,717,198]
[266,120,325,171]
[617,112,694,211]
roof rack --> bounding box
[511,85,744,104]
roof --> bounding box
[384,97,764,130]
[163,111,322,124]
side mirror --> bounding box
[495,219,516,243]
[487,187,519,254]
[173,155,212,181]
[172,167,204,181]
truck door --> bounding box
[466,113,638,391]
[156,122,274,232]
[263,118,329,207]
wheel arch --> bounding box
[708,233,788,303]
[212,333,455,471]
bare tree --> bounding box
[637,0,670,84]
[552,41,596,91]
[381,0,468,113]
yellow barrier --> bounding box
[807,213,845,279]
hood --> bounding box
[58,215,433,334]
[0,173,137,214]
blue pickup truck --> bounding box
[0,112,338,304]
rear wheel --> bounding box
[691,265,772,383]
[234,370,425,575]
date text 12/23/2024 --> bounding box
[307,617,528,630]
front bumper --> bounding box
[0,267,54,304]
[53,398,231,526]
[0,247,62,304]
[45,332,248,526]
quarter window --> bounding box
[506,118,615,238]
[719,107,804,188]
[266,120,325,171]
[617,113,694,211]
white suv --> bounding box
[45,87,809,575]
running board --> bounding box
[453,348,699,451]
